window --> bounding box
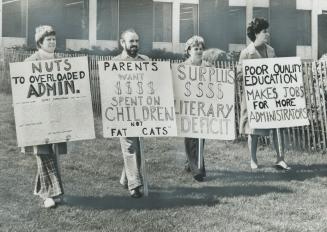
[297,10,311,46]
[97,0,119,40]
[253,7,269,21]
[153,2,172,42]
[180,3,198,43]
[252,7,270,43]
[2,0,27,37]
[64,0,89,39]
[228,7,246,44]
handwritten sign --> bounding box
[172,64,236,140]
[98,61,177,137]
[10,56,95,147]
[242,57,309,129]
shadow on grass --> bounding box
[64,185,291,210]
[206,164,327,182]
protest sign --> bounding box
[98,61,177,137]
[171,64,236,140]
[10,56,95,147]
[242,57,309,129]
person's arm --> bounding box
[139,54,150,61]
[272,48,276,58]
[24,52,38,62]
[236,50,248,82]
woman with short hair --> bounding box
[24,25,66,208]
[238,18,290,170]
[183,35,206,181]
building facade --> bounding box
[1,0,327,59]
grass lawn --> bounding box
[1,92,327,232]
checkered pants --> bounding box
[34,146,64,199]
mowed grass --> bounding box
[1,93,327,232]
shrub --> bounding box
[227,50,241,62]
[73,46,121,56]
[7,44,240,61]
[146,49,184,61]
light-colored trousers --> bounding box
[119,137,143,190]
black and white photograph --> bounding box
[1,0,327,231]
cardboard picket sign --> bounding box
[242,57,309,129]
[171,64,236,140]
[10,56,95,147]
[98,60,177,137]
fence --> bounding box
[2,48,327,153]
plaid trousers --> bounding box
[34,145,64,199]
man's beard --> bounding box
[126,46,138,57]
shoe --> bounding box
[130,187,143,198]
[53,196,64,204]
[275,160,291,170]
[43,198,56,208]
[193,174,204,182]
[250,160,258,169]
[184,165,191,173]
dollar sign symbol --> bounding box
[115,81,122,95]
[184,81,191,97]
[147,81,155,94]
[217,84,224,99]
[137,81,143,94]
[126,81,132,94]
